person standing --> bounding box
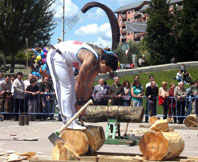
[131,80,144,107]
[13,72,26,121]
[122,81,131,106]
[47,40,118,129]
[168,82,177,123]
[92,78,108,105]
[158,81,169,119]
[108,76,123,106]
[145,81,158,122]
[174,82,186,124]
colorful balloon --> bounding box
[36,55,42,61]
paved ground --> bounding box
[0,120,198,161]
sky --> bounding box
[50,0,142,48]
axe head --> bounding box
[48,133,63,145]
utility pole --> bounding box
[62,0,65,41]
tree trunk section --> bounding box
[51,141,80,160]
[84,106,144,122]
[150,119,169,132]
[84,125,105,153]
[184,114,198,127]
[148,116,158,125]
[61,129,89,155]
[139,131,184,160]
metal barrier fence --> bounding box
[0,93,198,121]
[0,92,57,121]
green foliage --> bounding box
[0,0,56,71]
[145,0,176,65]
[178,0,198,61]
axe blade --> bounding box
[48,133,63,145]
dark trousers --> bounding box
[177,101,186,124]
[145,99,157,122]
[14,98,26,120]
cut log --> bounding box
[84,125,105,153]
[139,131,184,160]
[84,106,144,122]
[184,114,198,127]
[150,119,169,132]
[148,116,158,125]
[61,129,89,155]
[51,141,80,160]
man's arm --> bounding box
[75,60,98,102]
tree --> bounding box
[0,0,56,72]
[144,0,174,65]
[178,0,198,61]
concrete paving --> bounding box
[0,120,198,161]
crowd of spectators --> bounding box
[0,64,197,124]
[0,72,56,121]
[92,74,198,124]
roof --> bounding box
[114,0,183,13]
[114,1,150,13]
[139,4,149,11]
[126,22,147,33]
[170,0,183,4]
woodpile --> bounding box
[184,114,198,127]
[139,118,184,161]
[83,106,144,122]
[51,125,105,160]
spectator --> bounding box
[180,64,186,73]
[26,77,40,121]
[168,82,177,123]
[146,75,158,88]
[131,80,144,107]
[141,55,146,66]
[183,71,192,85]
[39,76,55,120]
[132,75,142,87]
[92,78,108,105]
[108,76,123,106]
[13,72,26,121]
[158,81,169,119]
[10,74,16,94]
[122,81,131,106]
[176,70,183,82]
[186,82,195,115]
[41,86,53,120]
[174,82,186,124]
[23,74,33,89]
[188,80,198,114]
[145,81,158,122]
[171,56,176,63]
[138,56,143,67]
[0,75,12,120]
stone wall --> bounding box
[95,61,198,81]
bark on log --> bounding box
[139,131,184,160]
[51,141,80,160]
[59,126,105,156]
[84,125,105,153]
[184,114,198,127]
[84,106,144,122]
[61,129,89,155]
[148,116,158,125]
[150,119,169,132]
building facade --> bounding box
[114,0,183,44]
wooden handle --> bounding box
[57,99,93,134]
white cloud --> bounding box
[74,24,99,36]
[118,0,142,6]
[95,37,112,48]
[51,0,79,19]
[75,23,111,40]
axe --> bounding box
[48,99,93,145]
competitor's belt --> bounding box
[51,46,62,56]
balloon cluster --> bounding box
[31,48,50,77]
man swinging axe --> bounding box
[47,40,118,130]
